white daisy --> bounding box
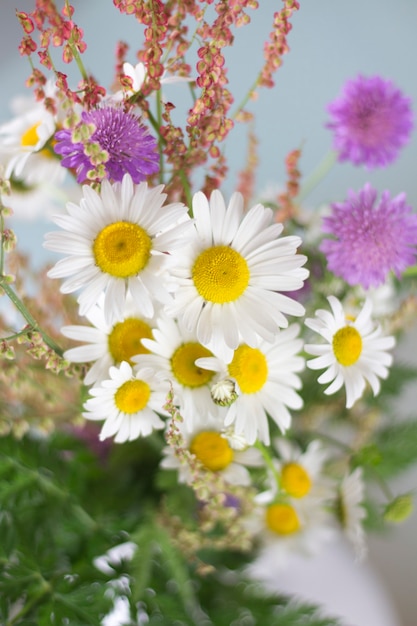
[338,467,367,560]
[273,438,332,502]
[0,94,62,185]
[1,182,64,221]
[44,174,193,325]
[61,294,159,386]
[83,361,168,443]
[122,61,194,92]
[161,413,263,486]
[136,314,220,429]
[248,484,336,570]
[110,61,194,103]
[246,442,336,567]
[304,296,395,409]
[167,189,308,360]
[197,324,305,445]
[122,61,147,94]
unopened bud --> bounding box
[384,494,413,523]
[211,378,239,407]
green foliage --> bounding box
[0,432,341,626]
[363,419,417,479]
[196,574,341,626]
[0,432,124,625]
[129,560,342,625]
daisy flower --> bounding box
[121,62,147,94]
[119,61,193,97]
[3,182,66,221]
[196,324,305,445]
[305,296,395,408]
[326,75,413,168]
[161,413,263,486]
[167,189,308,359]
[83,361,168,443]
[337,468,367,560]
[54,106,159,183]
[61,295,159,386]
[0,97,61,185]
[274,438,331,501]
[44,174,192,324]
[320,184,417,289]
[136,314,220,429]
[248,482,335,570]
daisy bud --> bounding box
[211,378,239,407]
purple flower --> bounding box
[54,106,159,183]
[320,184,417,289]
[326,75,413,168]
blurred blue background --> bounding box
[1,2,416,624]
[2,0,416,206]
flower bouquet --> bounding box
[1,1,417,624]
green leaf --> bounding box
[130,520,201,620]
[0,433,122,625]
[371,419,417,478]
[196,575,341,626]
[154,526,201,616]
[130,524,159,603]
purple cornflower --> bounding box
[320,183,417,289]
[54,106,159,183]
[327,75,413,168]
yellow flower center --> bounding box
[228,344,268,394]
[281,462,312,498]
[114,379,151,414]
[93,221,152,278]
[265,503,300,535]
[170,342,215,388]
[189,431,234,471]
[108,317,153,365]
[332,326,363,366]
[192,245,250,303]
[21,122,41,147]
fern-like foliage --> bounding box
[0,432,341,626]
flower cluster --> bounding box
[1,2,416,624]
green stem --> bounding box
[156,89,165,184]
[71,46,89,82]
[232,73,261,120]
[358,462,394,502]
[147,108,165,141]
[6,455,104,535]
[295,150,337,204]
[178,169,193,212]
[0,279,64,357]
[0,211,5,275]
[65,0,89,82]
[255,441,281,490]
[0,328,33,342]
[402,265,417,277]
[54,593,100,621]
[6,576,51,625]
